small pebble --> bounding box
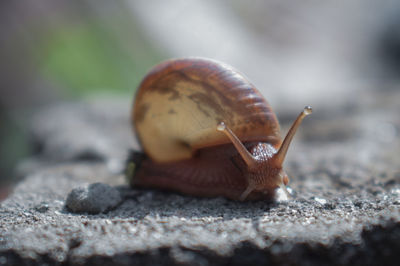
[314,197,327,205]
[66,183,122,214]
[34,202,50,213]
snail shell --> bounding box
[128,57,311,201]
[133,58,281,162]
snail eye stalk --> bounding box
[273,106,312,167]
[217,122,258,169]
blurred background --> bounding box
[1,0,400,189]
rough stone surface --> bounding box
[66,183,122,214]
[27,98,137,175]
[0,95,400,265]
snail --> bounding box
[126,57,312,201]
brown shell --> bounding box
[133,57,281,163]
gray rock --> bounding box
[27,98,138,175]
[33,202,49,213]
[0,97,399,265]
[66,183,122,214]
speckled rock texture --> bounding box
[66,183,122,214]
[0,94,399,266]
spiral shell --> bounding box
[133,57,281,162]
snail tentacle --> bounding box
[239,184,256,201]
[217,122,258,169]
[273,106,313,167]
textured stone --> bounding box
[0,96,399,265]
[66,183,122,214]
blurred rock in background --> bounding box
[1,0,400,188]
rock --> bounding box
[66,183,122,214]
[0,97,400,265]
[27,98,137,174]
[33,202,49,213]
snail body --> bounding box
[127,58,311,201]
